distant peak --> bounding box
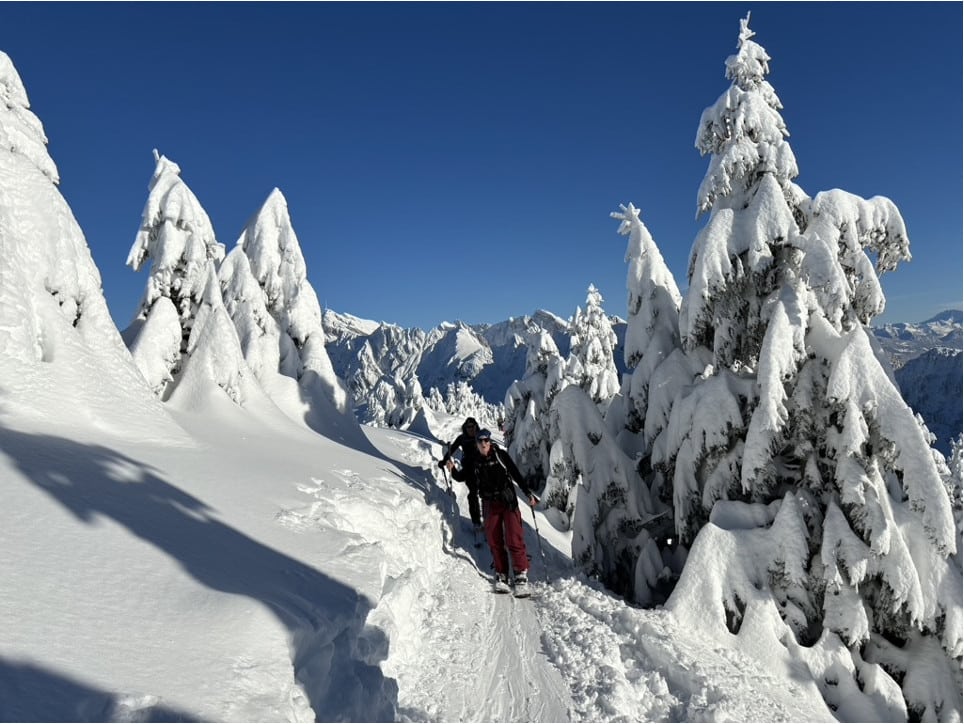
[924,309,962,324]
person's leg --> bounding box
[503,506,529,576]
[484,501,509,574]
[467,478,482,527]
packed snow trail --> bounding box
[364,427,834,723]
[0,406,835,722]
[362,428,574,722]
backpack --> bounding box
[476,446,518,507]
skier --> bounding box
[446,428,539,595]
[437,417,484,530]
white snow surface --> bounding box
[0,396,838,723]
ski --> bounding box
[512,580,533,598]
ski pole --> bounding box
[438,460,458,519]
[442,468,455,498]
[528,501,549,582]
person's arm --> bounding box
[438,435,463,467]
[447,458,468,482]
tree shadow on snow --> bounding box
[0,427,398,723]
[0,657,197,723]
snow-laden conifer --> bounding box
[0,52,58,183]
[660,15,961,719]
[231,189,364,446]
[426,380,502,428]
[504,329,565,490]
[127,152,225,328]
[219,245,289,384]
[235,190,347,406]
[550,385,671,603]
[567,284,619,414]
[613,203,682,434]
[169,266,263,409]
[0,54,180,439]
[124,151,226,397]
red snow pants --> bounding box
[483,499,528,576]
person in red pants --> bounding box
[447,428,539,594]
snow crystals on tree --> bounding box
[550,384,671,604]
[218,245,287,385]
[424,380,502,430]
[170,265,260,408]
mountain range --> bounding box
[325,308,963,454]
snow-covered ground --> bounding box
[0,394,835,722]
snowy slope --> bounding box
[0,398,837,722]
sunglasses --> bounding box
[477,438,492,445]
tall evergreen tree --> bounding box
[125,151,226,398]
[657,15,960,719]
[235,189,350,414]
[218,245,286,384]
[504,329,566,490]
[0,52,57,183]
[608,202,689,511]
[230,189,364,446]
[0,52,180,439]
[567,284,620,414]
[550,384,670,603]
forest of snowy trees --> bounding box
[500,16,961,720]
[114,17,960,720]
[2,11,957,721]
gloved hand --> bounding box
[437,458,447,469]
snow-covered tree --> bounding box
[124,151,226,397]
[168,266,263,409]
[218,245,287,385]
[947,434,963,569]
[232,189,361,445]
[504,329,566,490]
[0,52,180,440]
[236,190,343,397]
[0,53,57,183]
[658,16,961,719]
[567,284,620,414]
[426,380,502,427]
[358,373,424,429]
[423,386,446,413]
[612,204,682,437]
[550,385,672,603]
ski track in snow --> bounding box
[268,428,822,722]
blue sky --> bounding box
[3,2,961,330]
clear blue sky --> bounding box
[3,2,961,330]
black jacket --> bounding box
[441,424,483,480]
[452,444,532,505]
